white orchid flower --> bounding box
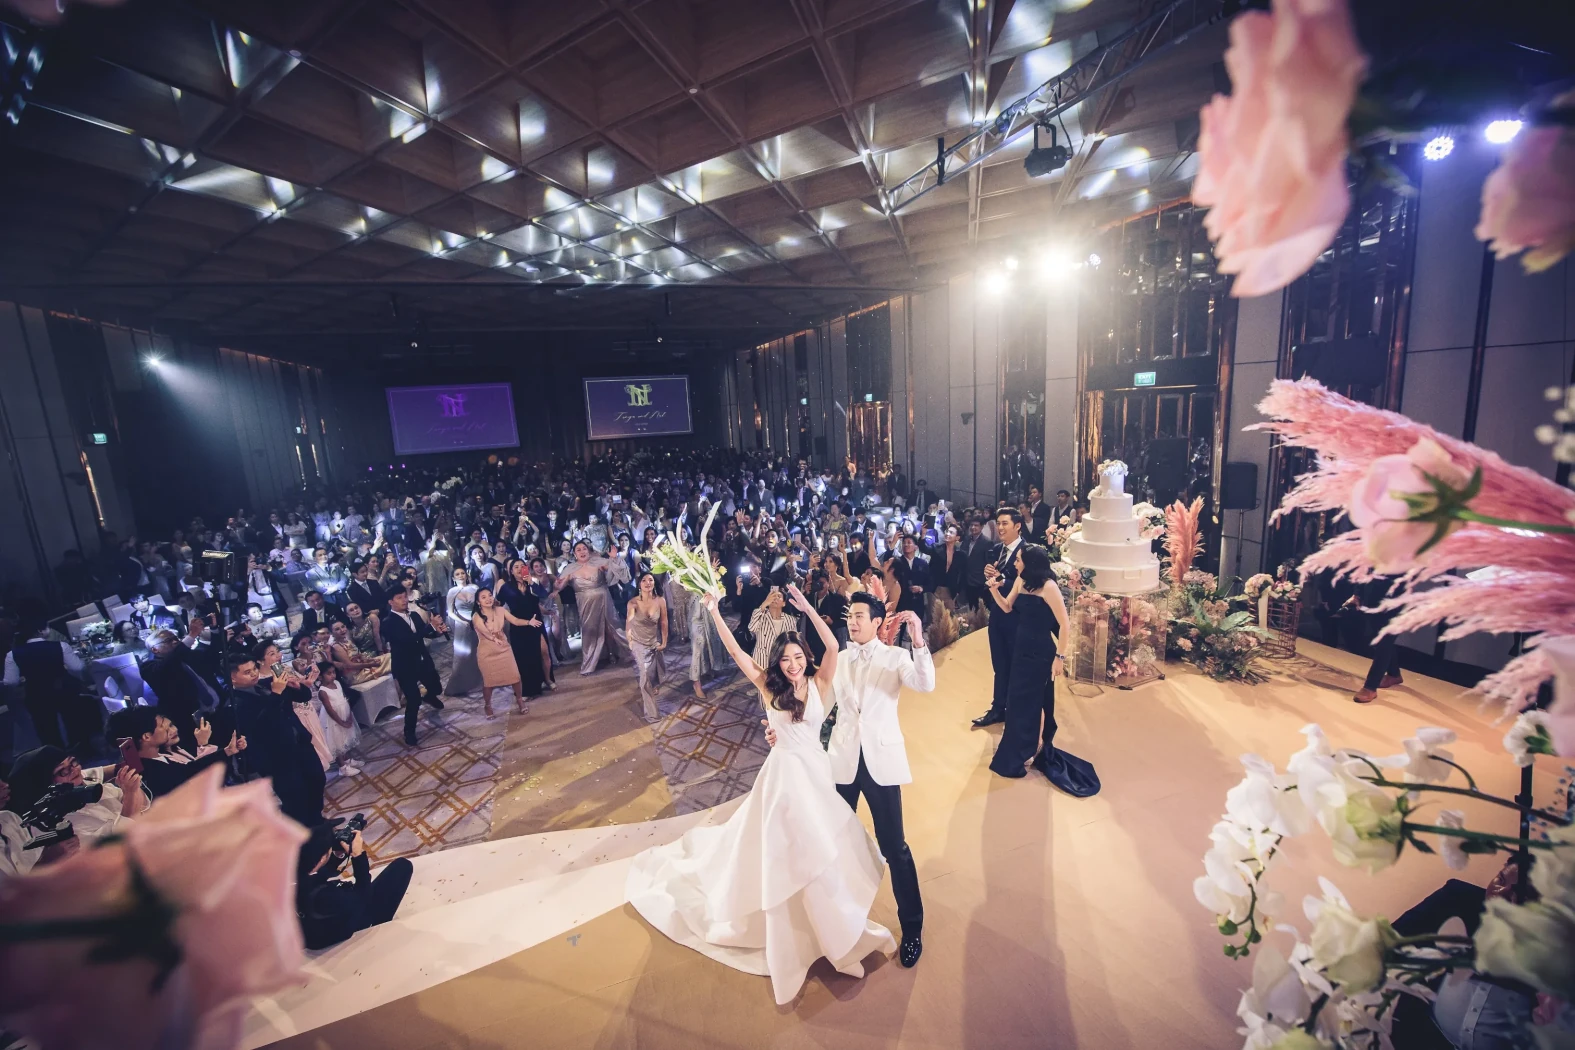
[1434,809,1469,871]
[1504,710,1555,767]
[1304,878,1400,993]
[1378,726,1458,785]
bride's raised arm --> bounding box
[784,583,837,686]
[703,592,766,691]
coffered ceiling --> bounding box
[0,0,1225,354]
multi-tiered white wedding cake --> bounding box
[1063,461,1161,594]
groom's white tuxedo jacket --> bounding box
[828,638,936,786]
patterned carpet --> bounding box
[324,623,769,864]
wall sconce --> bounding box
[960,411,974,425]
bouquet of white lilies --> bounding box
[646,501,727,598]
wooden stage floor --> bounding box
[262,632,1540,1050]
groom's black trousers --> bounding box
[837,753,924,937]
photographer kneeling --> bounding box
[295,818,412,950]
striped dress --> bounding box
[748,607,799,668]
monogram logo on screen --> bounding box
[624,383,653,407]
[437,394,467,417]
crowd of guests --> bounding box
[0,446,1088,954]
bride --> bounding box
[626,583,895,1004]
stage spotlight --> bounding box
[1484,119,1522,144]
[143,354,164,368]
[1087,253,1102,268]
[1024,123,1072,178]
[1423,134,1454,161]
[1003,256,1019,271]
[981,269,1009,296]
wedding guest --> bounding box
[748,586,798,669]
[688,550,729,699]
[530,556,565,658]
[344,602,385,655]
[4,614,94,749]
[626,572,668,722]
[7,746,145,844]
[380,587,449,747]
[328,620,390,684]
[295,823,412,950]
[294,589,348,647]
[471,586,530,717]
[231,653,325,825]
[105,705,243,799]
[314,663,361,777]
[443,567,483,698]
[985,544,1099,794]
[973,507,1025,729]
[140,623,220,751]
[554,540,629,675]
[496,559,547,698]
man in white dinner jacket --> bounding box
[828,591,934,967]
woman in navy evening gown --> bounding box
[986,543,1100,795]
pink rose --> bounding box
[1475,94,1575,274]
[1347,438,1471,573]
[1191,0,1367,297]
[0,766,307,1050]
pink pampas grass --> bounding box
[1253,378,1575,725]
[1164,496,1205,581]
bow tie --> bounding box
[849,643,878,660]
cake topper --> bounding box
[1092,459,1129,497]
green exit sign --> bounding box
[90,432,108,445]
[1133,371,1157,387]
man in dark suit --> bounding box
[346,561,387,616]
[293,590,349,647]
[380,587,449,747]
[973,507,1024,728]
[1027,485,1053,544]
[140,624,221,751]
[231,652,325,826]
[891,535,931,649]
[962,518,991,609]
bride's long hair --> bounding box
[762,632,816,723]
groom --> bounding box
[824,592,936,966]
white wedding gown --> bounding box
[626,681,895,1004]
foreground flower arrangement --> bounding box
[1254,378,1575,755]
[0,766,307,1050]
[1197,725,1573,1050]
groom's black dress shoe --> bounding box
[971,711,1005,728]
[425,695,444,710]
[899,932,923,968]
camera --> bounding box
[334,812,368,848]
[21,783,104,850]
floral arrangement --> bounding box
[1168,569,1269,683]
[439,476,462,491]
[1045,516,1082,559]
[1244,573,1276,602]
[0,766,306,1050]
[1097,459,1129,480]
[1245,570,1305,604]
[1192,0,1574,298]
[927,594,987,652]
[646,502,726,598]
[1165,496,1206,581]
[1134,501,1166,542]
[78,620,116,653]
[1253,378,1575,755]
[1196,723,1574,1050]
